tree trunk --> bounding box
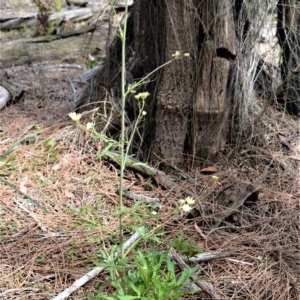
[134,0,237,167]
[77,0,272,169]
[137,0,199,167]
[276,0,300,116]
[191,1,236,163]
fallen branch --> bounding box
[51,228,142,300]
[104,151,157,176]
[0,288,40,297]
[225,258,254,266]
[122,189,160,204]
[34,64,83,71]
[31,274,56,284]
[104,151,193,195]
[188,251,231,263]
[0,8,94,31]
[170,248,221,299]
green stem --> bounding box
[124,101,145,159]
[0,176,48,213]
[119,0,129,259]
[128,59,174,94]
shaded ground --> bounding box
[1,57,299,299]
[0,4,300,300]
[1,63,80,122]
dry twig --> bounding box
[51,228,142,300]
[170,247,221,299]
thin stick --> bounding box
[0,176,47,212]
[225,257,254,266]
[51,227,142,300]
[13,198,49,234]
[0,288,40,297]
[118,0,129,259]
[122,189,160,204]
[170,248,221,299]
[188,251,231,263]
[10,223,36,239]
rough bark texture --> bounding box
[77,0,267,169]
[276,0,300,116]
[141,0,198,167]
[134,0,237,167]
[192,0,236,162]
[131,0,166,155]
[0,5,110,68]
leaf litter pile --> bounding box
[0,65,299,300]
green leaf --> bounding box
[175,265,198,288]
[0,134,36,161]
[45,138,55,148]
[96,143,115,159]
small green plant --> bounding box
[90,247,196,300]
[71,204,104,231]
[171,231,203,257]
[67,248,76,259]
[85,59,100,69]
[44,138,59,161]
[67,1,194,298]
[35,254,46,264]
[44,138,55,148]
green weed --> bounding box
[90,247,196,300]
[171,231,203,257]
[67,1,197,298]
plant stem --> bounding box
[119,0,129,259]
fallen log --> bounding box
[0,23,109,67]
[0,1,133,31]
[0,8,95,31]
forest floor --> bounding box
[1,59,299,300]
[1,3,300,300]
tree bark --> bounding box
[135,0,237,167]
[191,1,236,162]
[77,0,278,169]
[276,0,300,116]
[138,0,199,167]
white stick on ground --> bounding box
[0,85,10,110]
[188,251,231,262]
[13,198,49,234]
[51,228,143,300]
[225,257,254,266]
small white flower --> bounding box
[185,197,195,205]
[178,199,186,205]
[69,112,82,122]
[135,92,150,101]
[211,175,219,183]
[142,111,147,116]
[172,50,181,59]
[151,211,157,215]
[181,204,192,212]
[86,122,94,130]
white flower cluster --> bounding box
[178,196,195,212]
